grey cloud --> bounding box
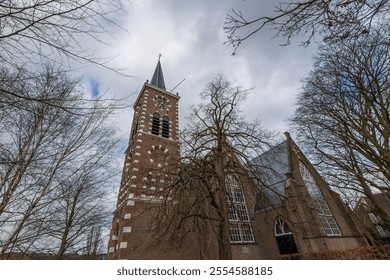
[85,0,317,136]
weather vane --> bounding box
[158,53,163,61]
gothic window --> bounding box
[299,162,341,236]
[368,211,390,238]
[151,113,160,135]
[162,116,169,138]
[275,217,292,236]
[376,225,389,238]
[225,175,254,243]
[274,217,299,255]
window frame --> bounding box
[162,115,169,138]
[225,174,255,244]
[299,161,342,236]
[151,112,160,136]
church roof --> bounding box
[251,140,289,208]
[150,59,166,90]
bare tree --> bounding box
[291,25,390,229]
[0,1,131,114]
[224,0,390,52]
[0,0,128,71]
[84,226,103,258]
[0,65,120,259]
[44,162,116,260]
[155,75,275,259]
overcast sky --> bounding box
[83,0,318,146]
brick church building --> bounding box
[107,60,371,259]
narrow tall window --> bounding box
[299,162,341,236]
[151,113,160,135]
[225,175,254,243]
[162,116,169,138]
[130,121,138,140]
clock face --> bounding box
[154,96,167,110]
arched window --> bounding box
[274,217,298,255]
[162,116,169,138]
[225,175,254,243]
[151,113,160,135]
[275,217,292,236]
[299,162,341,236]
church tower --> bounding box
[107,59,180,259]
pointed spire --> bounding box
[150,55,166,90]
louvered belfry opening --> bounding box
[151,112,160,135]
[162,116,169,138]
